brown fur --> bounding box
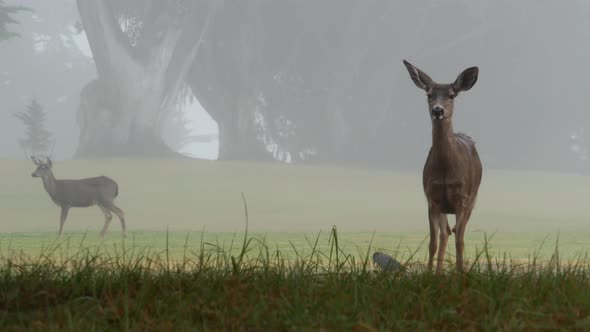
[31,156,127,238]
[403,60,483,274]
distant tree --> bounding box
[14,98,53,156]
[188,0,590,172]
[74,0,218,158]
[0,0,30,42]
[0,0,94,159]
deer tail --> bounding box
[114,183,119,197]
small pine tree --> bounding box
[0,0,30,42]
[14,98,53,156]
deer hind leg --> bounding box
[454,204,474,273]
[436,214,450,275]
[99,206,112,239]
[427,206,441,271]
[58,206,70,237]
[107,205,127,238]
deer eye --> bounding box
[426,93,433,99]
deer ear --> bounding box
[453,67,479,92]
[31,156,39,165]
[46,157,53,168]
[403,59,434,91]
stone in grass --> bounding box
[372,251,401,272]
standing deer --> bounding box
[30,156,127,238]
[402,60,482,274]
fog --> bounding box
[1,1,590,235]
[0,0,588,170]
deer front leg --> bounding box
[427,205,441,271]
[436,213,450,275]
[58,206,69,237]
[454,206,473,273]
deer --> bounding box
[30,156,127,238]
[402,60,482,274]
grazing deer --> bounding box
[402,60,482,274]
[30,156,127,238]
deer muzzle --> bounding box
[431,106,444,120]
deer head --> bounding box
[31,156,53,178]
[403,60,479,122]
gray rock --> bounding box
[372,251,401,272]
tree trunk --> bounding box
[195,86,270,161]
[76,78,175,157]
[189,61,270,161]
[185,1,273,161]
[75,0,212,158]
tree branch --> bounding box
[159,1,220,113]
[76,0,136,77]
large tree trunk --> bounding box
[76,78,173,157]
[222,93,269,160]
[186,1,273,161]
[75,0,212,158]
[216,115,261,160]
[190,75,270,161]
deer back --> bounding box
[54,176,118,208]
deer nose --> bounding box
[431,106,444,118]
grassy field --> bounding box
[1,159,590,329]
[1,158,590,257]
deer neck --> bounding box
[41,172,59,202]
[431,119,457,165]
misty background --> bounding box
[2,0,590,173]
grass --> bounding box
[1,230,590,266]
[1,227,590,330]
[1,158,590,329]
[2,158,590,258]
[2,159,590,234]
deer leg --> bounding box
[427,206,441,271]
[107,205,127,238]
[99,206,112,239]
[454,206,474,273]
[436,214,450,275]
[58,206,69,237]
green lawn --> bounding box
[1,159,590,260]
